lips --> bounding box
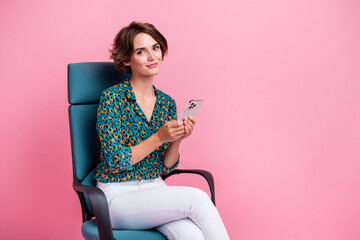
[146,63,158,69]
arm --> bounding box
[97,91,133,173]
[163,140,181,169]
[162,97,197,170]
[130,123,182,164]
[163,117,196,169]
[98,91,185,172]
[131,92,186,167]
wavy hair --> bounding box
[110,21,168,74]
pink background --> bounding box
[1,0,360,239]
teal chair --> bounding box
[68,62,216,240]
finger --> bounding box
[185,118,194,128]
[184,120,194,133]
[173,130,184,137]
[172,124,185,132]
[172,125,185,133]
[188,128,193,136]
[166,120,178,128]
[188,116,196,124]
[184,125,191,135]
[171,121,184,127]
[186,125,192,135]
[167,120,184,129]
[174,129,185,137]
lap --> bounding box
[156,218,205,240]
[97,178,210,230]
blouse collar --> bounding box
[122,80,161,101]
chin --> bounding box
[145,68,161,76]
[139,71,160,78]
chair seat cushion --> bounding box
[82,219,167,240]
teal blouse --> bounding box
[94,80,179,182]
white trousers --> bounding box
[97,177,230,240]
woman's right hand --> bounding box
[157,120,185,143]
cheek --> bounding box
[156,51,163,60]
[132,56,146,66]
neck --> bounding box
[129,75,155,98]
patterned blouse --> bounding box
[94,80,179,182]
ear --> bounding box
[123,60,130,67]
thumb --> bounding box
[170,120,183,127]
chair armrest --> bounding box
[73,180,113,240]
[162,169,216,205]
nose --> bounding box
[148,51,155,61]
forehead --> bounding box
[133,33,158,48]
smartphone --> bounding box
[178,100,204,121]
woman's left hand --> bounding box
[178,116,196,141]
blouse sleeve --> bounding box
[162,98,180,175]
[169,98,178,121]
[96,91,133,173]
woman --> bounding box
[95,21,230,240]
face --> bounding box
[124,33,163,77]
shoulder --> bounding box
[100,82,130,105]
[101,82,127,97]
[99,82,129,108]
[156,88,176,106]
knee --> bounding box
[157,218,205,240]
[192,188,212,205]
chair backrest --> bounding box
[68,62,130,185]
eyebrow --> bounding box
[134,43,160,52]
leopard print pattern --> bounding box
[94,80,179,182]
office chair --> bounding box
[68,62,216,240]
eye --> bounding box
[153,45,160,51]
[136,50,144,55]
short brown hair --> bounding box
[110,21,168,74]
